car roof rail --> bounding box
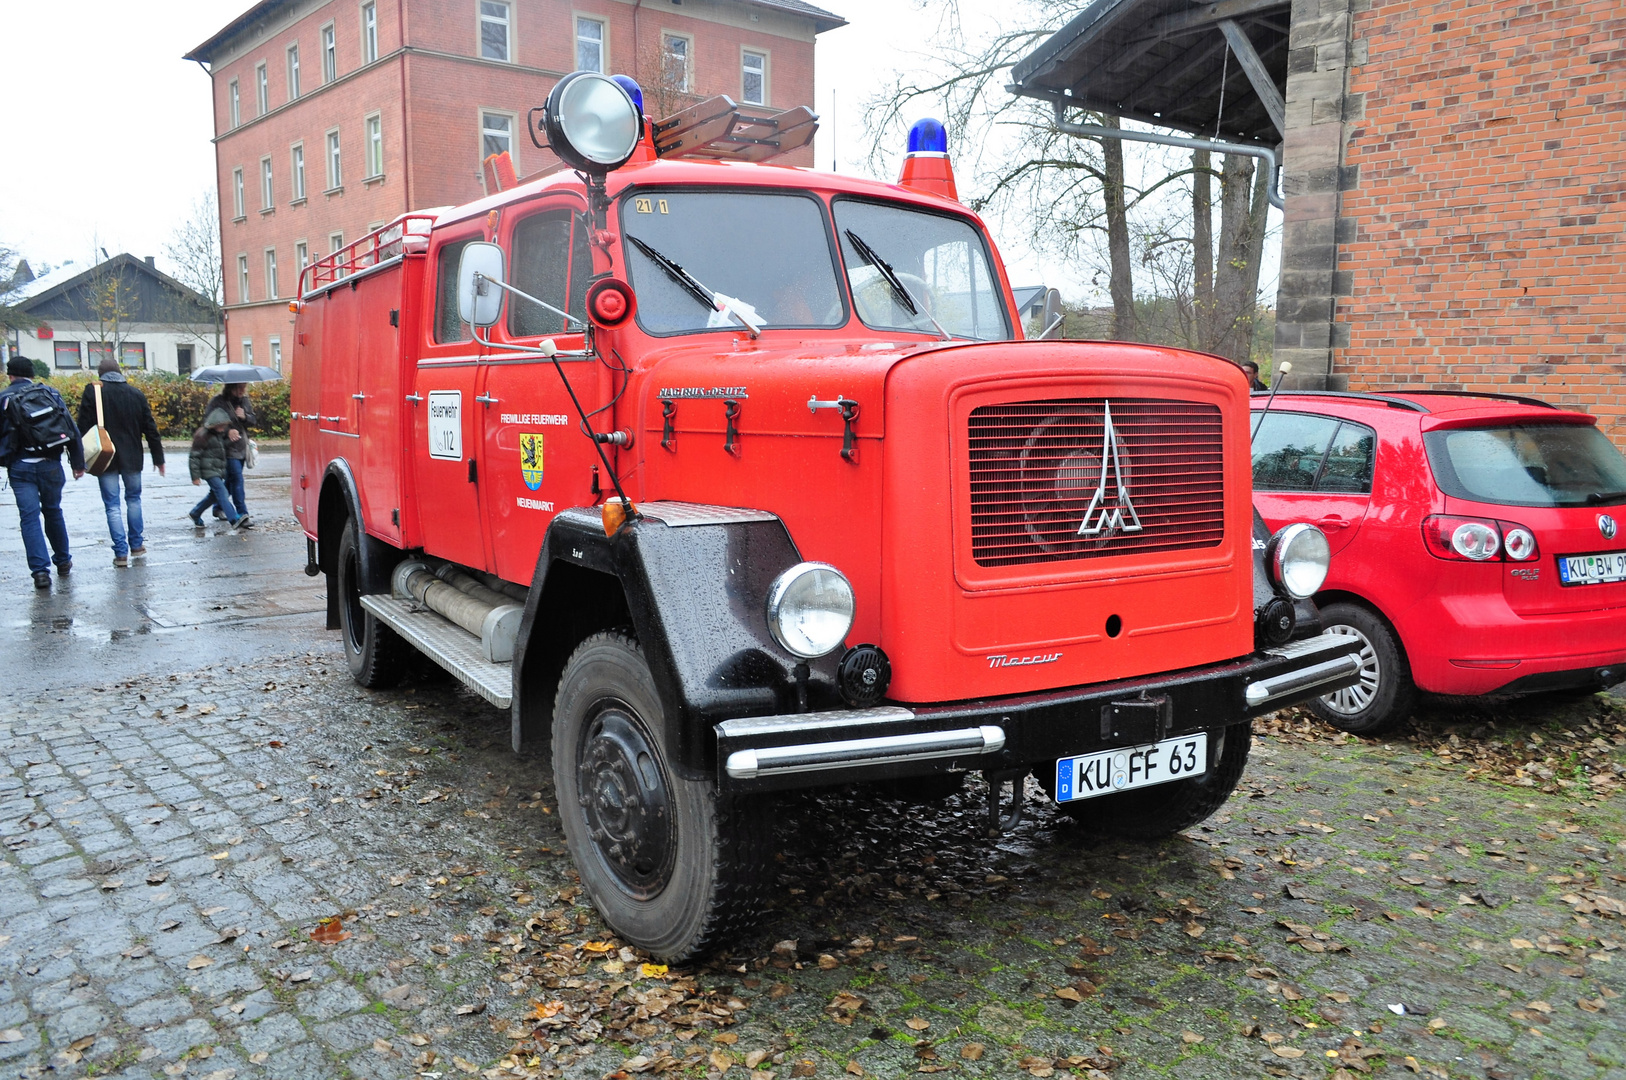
[1249,389,1429,413]
[1394,388,1558,410]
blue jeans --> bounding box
[197,457,248,518]
[8,459,70,575]
[98,469,144,558]
[191,477,243,525]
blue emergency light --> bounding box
[612,75,645,116]
[906,118,948,155]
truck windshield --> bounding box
[1424,423,1626,507]
[620,190,846,335]
[833,197,1011,341]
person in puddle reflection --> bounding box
[188,405,252,531]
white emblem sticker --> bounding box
[427,390,462,460]
[1078,401,1143,538]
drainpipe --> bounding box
[1048,102,1283,210]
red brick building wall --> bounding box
[190,0,836,372]
[1336,0,1626,439]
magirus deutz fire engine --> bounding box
[291,71,1361,960]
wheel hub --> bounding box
[578,709,673,898]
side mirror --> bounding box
[1038,287,1064,339]
[457,242,506,328]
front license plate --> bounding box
[1054,734,1208,803]
[1558,552,1626,586]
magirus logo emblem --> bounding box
[1601,514,1618,541]
[1078,402,1143,539]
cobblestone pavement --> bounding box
[3,647,1624,1080]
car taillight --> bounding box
[1422,515,1540,562]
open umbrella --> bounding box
[190,364,283,384]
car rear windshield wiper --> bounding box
[626,236,761,337]
[1587,490,1626,505]
[843,229,951,340]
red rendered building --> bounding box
[184,0,843,373]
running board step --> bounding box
[360,595,512,708]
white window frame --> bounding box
[326,128,342,190]
[575,15,605,73]
[241,339,254,365]
[321,22,337,83]
[231,168,245,219]
[260,156,274,210]
[479,1,511,62]
[286,43,301,99]
[228,79,240,128]
[741,49,767,106]
[329,231,345,254]
[365,112,384,178]
[662,32,692,92]
[361,1,378,64]
[291,142,306,202]
[480,109,516,168]
[269,337,283,372]
[256,61,269,115]
[265,248,279,300]
[295,240,309,291]
[237,255,250,303]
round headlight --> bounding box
[766,562,855,659]
[1268,522,1331,600]
[543,72,643,173]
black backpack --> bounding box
[5,383,76,455]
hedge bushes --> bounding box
[36,372,290,439]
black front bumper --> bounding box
[714,632,1361,793]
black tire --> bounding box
[553,631,770,962]
[335,527,408,689]
[1306,602,1415,735]
[1048,720,1253,839]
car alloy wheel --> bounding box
[1320,623,1380,716]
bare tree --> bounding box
[162,192,227,364]
[637,38,699,124]
[74,251,137,371]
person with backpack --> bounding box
[0,357,86,588]
[76,357,166,567]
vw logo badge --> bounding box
[1601,514,1619,541]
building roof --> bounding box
[13,254,218,326]
[1011,285,1047,315]
[1009,0,1289,146]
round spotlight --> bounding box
[1267,522,1331,600]
[766,562,855,659]
[585,277,637,328]
[542,72,643,173]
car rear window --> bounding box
[1424,424,1626,508]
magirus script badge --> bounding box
[1078,402,1143,539]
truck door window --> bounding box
[509,210,592,337]
[620,190,845,335]
[832,197,1011,341]
[1251,412,1341,491]
[434,237,475,343]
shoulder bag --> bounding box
[83,382,117,477]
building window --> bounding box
[260,157,274,210]
[265,249,279,299]
[241,340,254,365]
[479,1,510,61]
[365,113,384,178]
[576,17,604,73]
[663,34,690,91]
[256,61,268,115]
[269,337,283,372]
[238,254,250,303]
[287,44,301,98]
[742,51,766,105]
[326,129,342,189]
[295,240,309,286]
[120,342,146,370]
[53,342,81,369]
[88,342,115,370]
[228,79,240,128]
[330,231,345,254]
[481,111,513,161]
[361,2,378,63]
[322,23,337,82]
[291,143,306,201]
[232,168,245,218]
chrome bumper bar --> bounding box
[1244,653,1363,708]
[724,723,1005,781]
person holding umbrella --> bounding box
[189,363,281,523]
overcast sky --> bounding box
[0,0,1274,302]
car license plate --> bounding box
[1558,552,1626,586]
[1054,734,1207,803]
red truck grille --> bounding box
[968,398,1225,568]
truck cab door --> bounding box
[478,204,604,585]
[1251,411,1374,557]
[411,232,490,570]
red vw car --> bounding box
[1251,390,1626,733]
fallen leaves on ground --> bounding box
[310,916,351,944]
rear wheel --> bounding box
[553,631,770,962]
[1307,602,1414,735]
[1047,721,1252,839]
[336,527,408,688]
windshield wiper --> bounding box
[843,229,951,340]
[626,236,761,337]
[1587,490,1626,505]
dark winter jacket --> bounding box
[76,372,165,472]
[188,406,233,482]
[206,391,256,461]
[0,377,87,471]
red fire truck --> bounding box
[292,72,1359,960]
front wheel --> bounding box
[1046,721,1253,839]
[553,631,770,962]
[1306,602,1414,735]
[335,527,408,688]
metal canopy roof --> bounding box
[1010,0,1291,147]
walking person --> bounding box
[201,382,254,521]
[77,358,165,568]
[0,357,86,588]
[188,405,252,531]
